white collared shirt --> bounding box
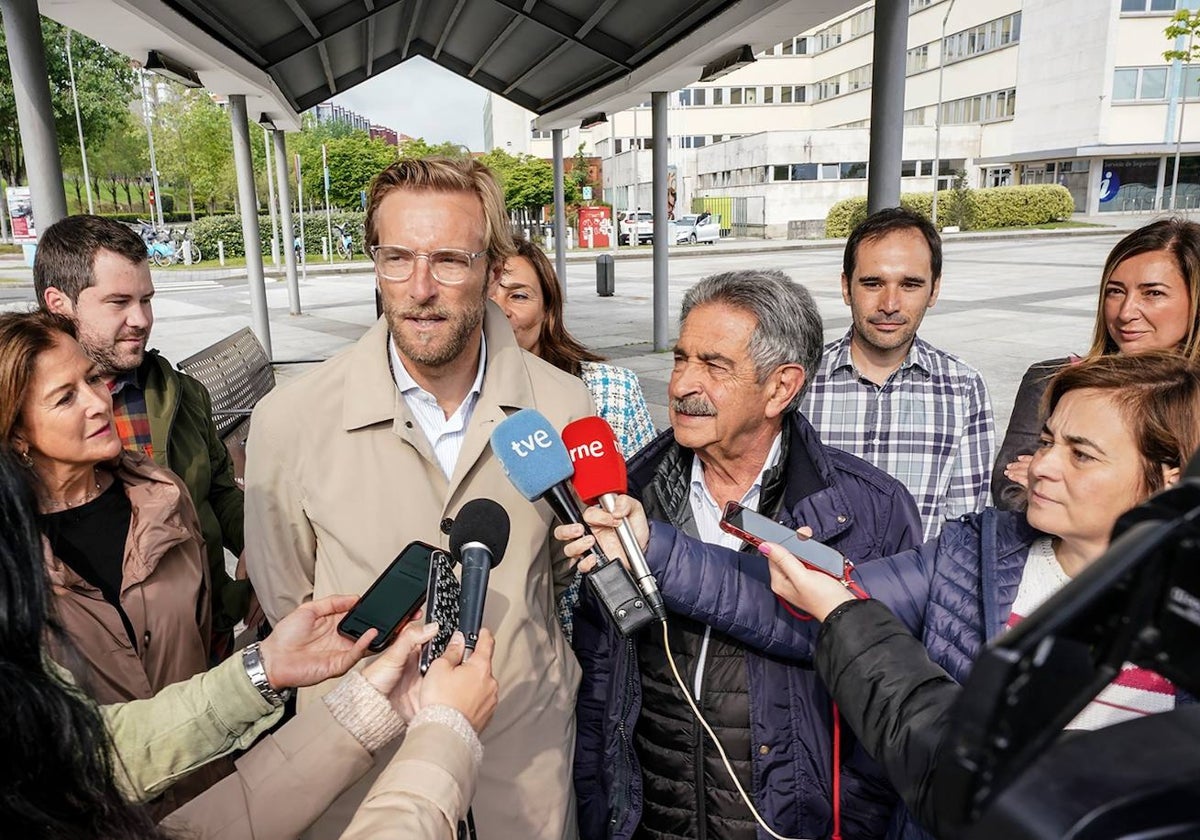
[389,334,487,479]
[688,432,784,550]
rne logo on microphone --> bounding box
[509,429,554,457]
[567,439,606,462]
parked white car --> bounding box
[618,211,654,245]
[673,213,721,244]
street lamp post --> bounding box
[139,69,164,228]
[930,0,956,228]
[1171,30,1195,212]
[65,30,94,214]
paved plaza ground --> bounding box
[0,226,1145,441]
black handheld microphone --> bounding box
[449,498,510,660]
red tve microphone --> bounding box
[562,417,666,620]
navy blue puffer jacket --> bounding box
[572,414,923,840]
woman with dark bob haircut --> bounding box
[761,350,1200,836]
[993,217,1200,509]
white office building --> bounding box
[486,0,1200,237]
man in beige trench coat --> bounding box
[245,156,593,840]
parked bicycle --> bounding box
[135,222,202,266]
[332,223,353,260]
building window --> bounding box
[847,65,872,92]
[943,12,1021,65]
[763,86,774,104]
[1113,66,1181,101]
[1113,68,1139,101]
[939,88,1016,124]
[812,23,842,53]
[791,163,818,181]
[781,85,793,104]
[821,163,840,180]
[713,88,724,105]
[841,162,868,179]
[730,87,742,105]
[678,89,691,106]
[902,160,918,177]
[1121,0,1179,10]
[904,106,927,125]
[816,77,841,100]
[850,8,874,38]
[909,0,934,8]
[1141,67,1168,99]
[907,45,929,74]
[694,88,706,106]
[772,165,789,181]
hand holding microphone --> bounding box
[492,409,655,636]
[562,417,665,621]
[449,499,509,661]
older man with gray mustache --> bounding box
[564,268,923,840]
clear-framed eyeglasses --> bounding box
[369,245,487,285]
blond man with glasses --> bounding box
[245,157,594,840]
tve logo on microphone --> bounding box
[509,428,554,457]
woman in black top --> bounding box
[0,311,211,709]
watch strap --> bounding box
[242,642,290,707]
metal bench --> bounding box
[176,327,319,480]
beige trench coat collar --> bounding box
[341,301,538,503]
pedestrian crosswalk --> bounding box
[154,279,223,294]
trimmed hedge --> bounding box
[824,184,1075,237]
[190,211,366,259]
[102,212,196,225]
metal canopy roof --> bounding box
[42,1,861,132]
[165,0,746,116]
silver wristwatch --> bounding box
[242,642,291,707]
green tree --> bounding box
[0,17,136,186]
[155,88,235,217]
[478,147,520,185]
[87,111,148,213]
[287,118,397,210]
[323,132,396,207]
[504,156,555,214]
[569,143,591,199]
[397,137,468,159]
[1164,9,1200,211]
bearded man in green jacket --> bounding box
[34,214,252,655]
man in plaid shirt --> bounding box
[802,208,994,541]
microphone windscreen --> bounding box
[562,416,628,503]
[449,498,510,568]
[491,408,574,501]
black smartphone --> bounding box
[420,549,461,675]
[338,541,435,652]
[719,500,846,579]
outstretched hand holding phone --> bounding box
[761,537,858,623]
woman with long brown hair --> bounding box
[993,218,1200,509]
[490,236,656,457]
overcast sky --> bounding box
[331,58,487,149]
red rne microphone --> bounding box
[562,417,666,620]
